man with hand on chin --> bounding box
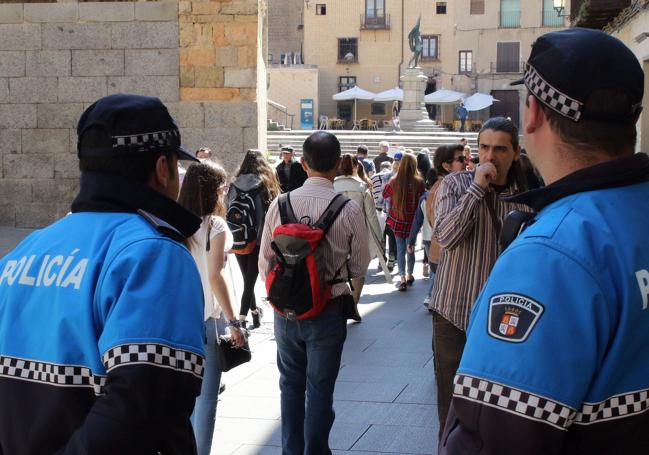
[429,117,530,441]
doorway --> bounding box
[490,90,520,127]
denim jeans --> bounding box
[395,236,415,277]
[191,317,224,455]
[274,304,347,455]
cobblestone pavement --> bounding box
[0,228,439,455]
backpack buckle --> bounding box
[285,309,297,320]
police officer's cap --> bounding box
[77,93,198,162]
[512,28,643,123]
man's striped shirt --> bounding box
[431,171,530,330]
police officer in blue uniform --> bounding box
[441,29,649,453]
[0,94,206,454]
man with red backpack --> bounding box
[259,131,370,455]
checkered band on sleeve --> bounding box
[524,64,583,122]
[102,343,204,379]
[112,129,179,152]
[575,388,649,425]
[0,355,107,396]
[453,374,577,430]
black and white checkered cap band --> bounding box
[524,64,583,122]
[453,374,577,430]
[102,343,204,379]
[0,355,106,395]
[575,388,649,425]
[112,129,179,152]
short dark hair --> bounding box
[79,148,174,183]
[302,131,341,172]
[478,117,520,150]
[357,145,369,155]
[527,89,637,157]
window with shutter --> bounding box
[496,42,520,73]
[500,0,520,27]
[470,0,485,14]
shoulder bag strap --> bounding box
[313,194,351,233]
[278,192,298,225]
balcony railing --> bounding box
[499,10,521,27]
[490,61,525,73]
[360,14,390,30]
[542,9,564,26]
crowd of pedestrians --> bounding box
[1,28,648,455]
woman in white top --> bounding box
[334,154,389,304]
[177,161,245,455]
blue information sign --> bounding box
[300,98,314,129]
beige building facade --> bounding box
[271,0,569,129]
[267,0,304,65]
[604,1,649,153]
[267,65,318,131]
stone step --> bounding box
[267,129,478,155]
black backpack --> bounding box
[227,183,263,255]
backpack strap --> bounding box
[313,194,351,233]
[278,192,298,225]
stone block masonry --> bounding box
[0,1,266,228]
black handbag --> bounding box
[216,336,251,372]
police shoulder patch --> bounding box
[487,293,544,343]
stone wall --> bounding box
[0,1,266,228]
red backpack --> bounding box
[265,192,350,320]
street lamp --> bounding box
[553,0,570,17]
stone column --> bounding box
[399,67,436,132]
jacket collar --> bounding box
[505,153,649,211]
[71,171,201,240]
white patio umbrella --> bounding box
[332,86,376,122]
[464,93,499,111]
[423,89,466,104]
[373,87,403,102]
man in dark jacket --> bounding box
[276,145,308,192]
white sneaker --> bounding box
[422,297,431,308]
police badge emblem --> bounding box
[488,293,544,343]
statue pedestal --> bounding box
[399,67,435,132]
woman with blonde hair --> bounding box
[177,160,245,455]
[228,149,281,329]
[383,152,425,291]
[334,154,389,304]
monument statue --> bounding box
[408,16,423,68]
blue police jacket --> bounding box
[442,153,649,454]
[0,172,204,455]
